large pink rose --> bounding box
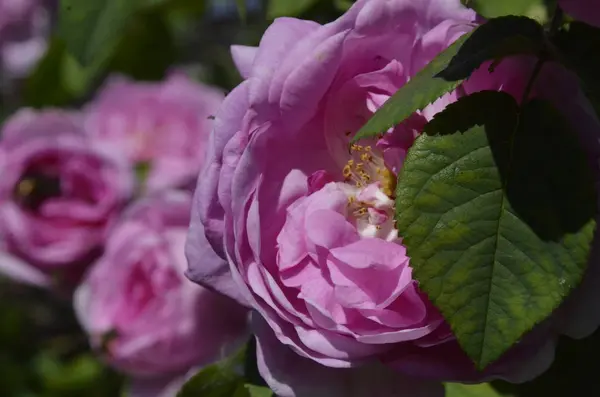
[185,0,600,395]
[75,191,249,387]
[0,109,133,284]
[0,0,55,78]
[559,0,600,28]
[84,72,224,193]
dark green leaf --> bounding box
[108,11,176,81]
[353,16,545,142]
[395,91,596,369]
[58,0,141,66]
[267,0,319,18]
[352,33,470,142]
[437,16,545,81]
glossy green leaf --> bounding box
[58,0,142,66]
[267,0,319,19]
[396,91,596,369]
[353,16,545,142]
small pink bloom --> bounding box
[0,108,133,284]
[75,191,249,380]
[84,73,224,193]
[0,0,54,78]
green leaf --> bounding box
[108,11,176,81]
[58,0,142,66]
[177,365,244,397]
[267,0,319,19]
[177,347,246,397]
[395,91,596,369]
[243,384,273,397]
[353,16,545,142]
[461,0,549,22]
[236,0,247,22]
[333,0,354,12]
[446,382,513,397]
[23,37,101,107]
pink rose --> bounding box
[84,72,224,193]
[185,0,600,395]
[75,191,249,383]
[0,109,133,284]
[0,0,54,78]
[559,0,600,27]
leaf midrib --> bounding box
[479,109,521,368]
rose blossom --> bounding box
[559,0,600,28]
[74,191,249,390]
[0,0,55,78]
[84,72,224,193]
[0,109,133,284]
[185,0,600,395]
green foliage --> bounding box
[108,10,177,81]
[177,347,247,397]
[395,91,596,369]
[267,0,320,18]
[0,282,124,397]
[22,38,92,108]
[58,0,142,67]
[462,0,549,21]
[353,16,545,142]
[240,385,274,397]
[446,382,513,397]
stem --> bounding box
[520,3,563,105]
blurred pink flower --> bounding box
[84,73,224,193]
[0,108,133,285]
[185,0,600,395]
[75,191,248,383]
[0,0,54,78]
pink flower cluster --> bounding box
[0,72,248,396]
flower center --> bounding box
[13,170,62,212]
[343,144,396,197]
[336,144,399,241]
